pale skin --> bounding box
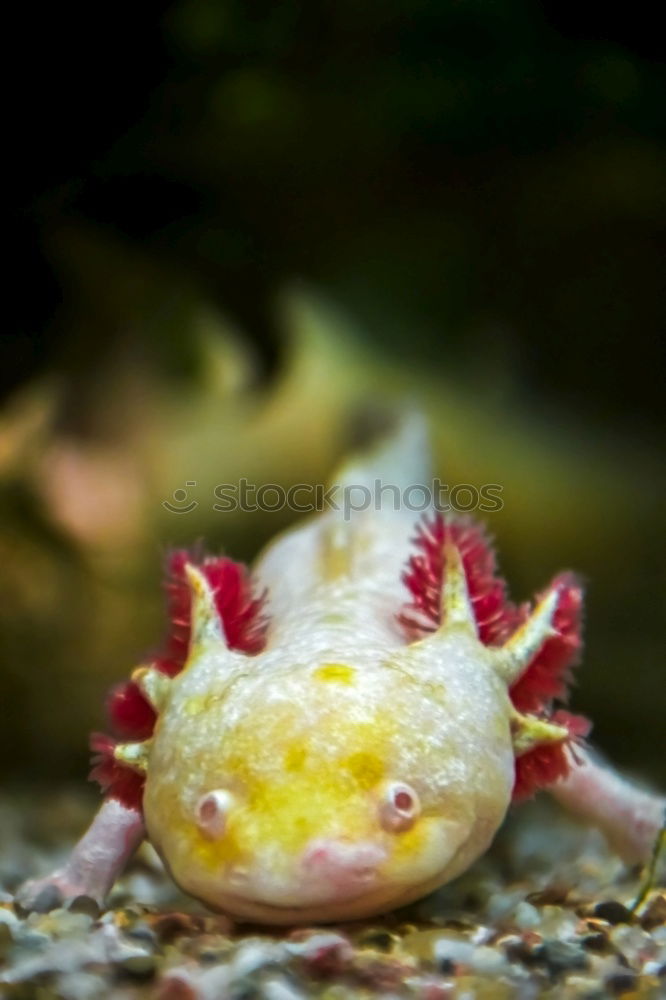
[16,421,665,921]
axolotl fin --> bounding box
[254,411,433,631]
[330,409,432,506]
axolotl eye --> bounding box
[378,781,421,832]
[196,789,235,839]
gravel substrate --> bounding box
[1,788,664,999]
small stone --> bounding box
[0,921,13,960]
[433,936,476,970]
[15,927,50,950]
[0,907,20,931]
[451,975,514,999]
[124,920,157,945]
[28,884,63,914]
[485,889,525,924]
[513,901,540,930]
[116,902,154,924]
[533,938,589,975]
[232,939,286,978]
[581,931,610,952]
[194,933,233,964]
[562,977,606,999]
[55,971,109,1000]
[526,884,570,906]
[44,909,94,939]
[639,893,666,930]
[609,923,657,957]
[605,970,638,995]
[469,944,507,975]
[416,981,455,1000]
[403,928,468,964]
[261,977,307,1000]
[287,931,353,976]
[155,972,198,1000]
[152,911,205,941]
[652,924,666,945]
[538,905,579,939]
[65,895,100,919]
[593,901,634,925]
[501,932,541,966]
[355,927,396,951]
[118,952,157,978]
[202,913,234,936]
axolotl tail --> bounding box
[253,412,432,638]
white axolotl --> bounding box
[18,416,665,924]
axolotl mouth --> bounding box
[200,839,393,921]
[171,824,483,925]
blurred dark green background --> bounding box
[2,1,664,787]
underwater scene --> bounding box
[2,1,665,996]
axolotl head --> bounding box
[141,643,516,924]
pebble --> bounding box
[195,933,234,963]
[14,926,51,950]
[561,975,607,998]
[609,922,658,958]
[0,907,20,928]
[468,944,509,976]
[177,962,232,1000]
[0,923,13,961]
[513,900,541,930]
[581,931,611,952]
[55,970,110,1000]
[533,938,589,975]
[152,910,206,941]
[118,951,157,978]
[261,976,308,1000]
[156,970,200,1000]
[231,939,285,977]
[432,936,476,970]
[35,908,94,939]
[640,893,666,930]
[537,904,580,939]
[28,883,63,913]
[65,894,100,919]
[124,919,158,945]
[286,930,353,972]
[356,927,396,951]
[484,888,525,924]
[593,900,634,925]
[526,883,571,906]
[605,969,638,995]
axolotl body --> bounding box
[18,417,665,923]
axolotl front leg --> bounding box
[15,798,144,912]
[550,749,666,868]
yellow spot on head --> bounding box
[283,742,307,772]
[340,750,384,789]
[314,663,356,684]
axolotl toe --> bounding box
[17,416,665,923]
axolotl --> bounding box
[18,417,665,924]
